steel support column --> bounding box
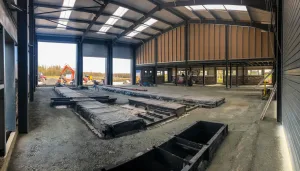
[29,0,34,101]
[17,0,29,133]
[106,43,113,85]
[0,26,5,156]
[131,46,136,85]
[76,42,83,86]
[154,38,158,85]
[4,36,16,133]
[184,22,189,86]
[230,63,232,88]
[225,25,229,89]
[202,65,205,86]
[175,66,178,86]
[35,37,38,87]
[242,66,245,85]
[276,0,282,123]
[236,66,238,87]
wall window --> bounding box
[157,71,163,76]
[248,70,262,76]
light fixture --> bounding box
[113,6,128,17]
[204,5,225,10]
[99,25,111,32]
[189,5,205,10]
[144,18,157,26]
[224,5,247,11]
[127,31,139,37]
[135,25,148,32]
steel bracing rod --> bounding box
[112,5,161,44]
[202,6,218,20]
[81,0,111,42]
[110,0,174,26]
[224,5,236,22]
[35,6,100,15]
[35,16,155,37]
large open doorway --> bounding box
[38,42,76,86]
[83,57,106,85]
[113,58,131,85]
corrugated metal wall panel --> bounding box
[113,45,133,59]
[83,43,107,58]
[283,0,300,170]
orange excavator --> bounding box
[57,65,75,84]
[57,64,93,85]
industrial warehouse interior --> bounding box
[0,0,298,171]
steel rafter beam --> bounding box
[34,3,99,14]
[148,0,189,20]
[34,3,164,32]
[112,5,161,44]
[189,20,271,31]
[161,0,271,11]
[35,25,144,41]
[246,6,254,23]
[35,16,155,37]
[202,6,218,20]
[81,0,111,42]
[227,10,236,22]
[110,1,174,26]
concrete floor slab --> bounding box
[8,86,292,171]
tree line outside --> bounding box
[38,65,131,82]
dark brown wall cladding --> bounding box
[136,24,273,65]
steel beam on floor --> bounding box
[131,46,136,85]
[17,0,29,133]
[106,42,113,85]
[29,0,34,102]
[76,42,83,86]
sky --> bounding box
[38,42,131,73]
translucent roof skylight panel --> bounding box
[59,10,72,19]
[204,5,225,10]
[224,5,247,11]
[187,5,205,11]
[113,7,129,17]
[144,18,157,26]
[105,17,119,25]
[127,31,139,37]
[57,20,68,28]
[100,25,111,32]
[135,25,148,32]
[63,0,76,7]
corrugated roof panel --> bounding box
[91,25,124,34]
[248,7,272,24]
[104,3,143,21]
[112,0,156,13]
[230,11,251,22]
[74,0,100,8]
[118,37,140,44]
[152,9,183,24]
[197,11,215,20]
[67,21,88,29]
[151,21,171,30]
[70,11,94,20]
[213,11,233,20]
[86,32,116,40]
[141,27,160,35]
[35,19,57,27]
[35,7,61,18]
[175,7,198,19]
[97,15,133,28]
[36,28,83,36]
[35,0,63,6]
[135,33,150,40]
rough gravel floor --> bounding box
[8,86,292,171]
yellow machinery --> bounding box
[262,81,271,100]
